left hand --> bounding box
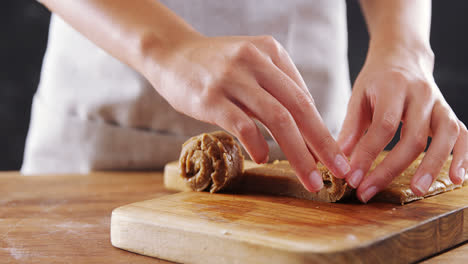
[337,45,468,203]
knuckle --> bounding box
[415,80,433,97]
[292,92,314,116]
[358,144,381,165]
[424,152,446,170]
[378,124,398,141]
[446,117,460,137]
[257,35,283,58]
[276,110,293,128]
[457,123,468,143]
[379,112,400,135]
[411,134,428,152]
[297,92,314,107]
[258,35,280,50]
[258,35,277,46]
[316,135,335,150]
[458,121,467,132]
[233,119,257,140]
[270,104,293,128]
[379,166,397,186]
[236,42,258,61]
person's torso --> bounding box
[22,0,351,174]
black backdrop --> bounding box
[1,1,467,170]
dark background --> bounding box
[1,1,467,170]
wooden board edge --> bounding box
[110,205,310,264]
[110,195,468,264]
[335,207,468,263]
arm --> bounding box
[39,0,352,192]
[338,0,467,202]
[39,0,199,75]
[362,0,432,57]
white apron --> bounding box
[22,0,351,174]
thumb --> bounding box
[337,93,370,156]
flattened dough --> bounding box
[372,152,467,204]
[241,160,352,203]
[170,131,467,204]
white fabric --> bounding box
[22,0,351,174]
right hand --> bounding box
[144,35,350,192]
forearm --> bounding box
[359,0,433,60]
[39,0,201,73]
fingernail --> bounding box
[335,154,351,176]
[415,173,433,195]
[309,170,324,191]
[360,186,378,203]
[457,167,465,184]
[348,169,363,188]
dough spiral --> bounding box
[179,131,244,193]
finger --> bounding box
[246,47,351,179]
[410,102,460,196]
[450,120,468,185]
[347,88,405,190]
[356,97,432,202]
[227,78,323,192]
[251,35,311,96]
[214,99,269,164]
[337,89,371,157]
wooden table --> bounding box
[0,171,466,263]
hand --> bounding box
[144,34,351,192]
[338,45,467,203]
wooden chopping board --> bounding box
[111,186,468,264]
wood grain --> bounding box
[421,242,468,263]
[111,187,468,264]
[0,171,174,263]
[1,171,466,263]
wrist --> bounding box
[134,26,204,76]
[367,35,434,72]
[369,34,434,62]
